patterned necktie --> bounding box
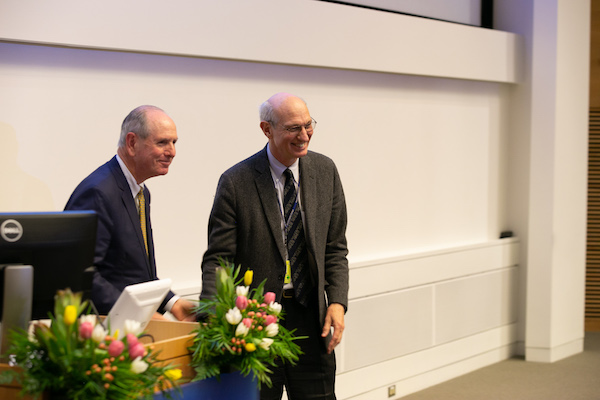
[283,169,310,306]
[137,189,149,256]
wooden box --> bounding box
[139,319,197,379]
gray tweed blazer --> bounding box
[200,146,349,329]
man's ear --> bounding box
[125,131,138,156]
[260,121,272,139]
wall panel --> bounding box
[435,268,518,344]
[338,240,520,398]
[344,287,433,370]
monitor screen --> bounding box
[0,211,97,320]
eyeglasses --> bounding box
[272,118,317,135]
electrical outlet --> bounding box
[388,385,396,398]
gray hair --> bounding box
[259,100,278,125]
[118,105,166,147]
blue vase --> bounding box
[153,371,259,400]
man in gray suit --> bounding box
[200,92,349,400]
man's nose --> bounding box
[167,142,176,156]
[297,127,310,140]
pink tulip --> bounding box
[236,295,249,310]
[108,340,125,357]
[129,342,146,360]
[79,321,94,339]
[126,333,138,347]
[243,318,253,328]
[265,315,277,326]
[264,292,276,304]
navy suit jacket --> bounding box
[65,156,174,314]
[201,147,349,335]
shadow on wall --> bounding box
[0,121,54,211]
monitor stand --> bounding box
[0,264,33,361]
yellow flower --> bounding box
[244,270,253,286]
[164,368,183,381]
[64,305,77,325]
[245,342,257,352]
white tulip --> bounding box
[124,319,143,336]
[259,338,274,350]
[265,323,279,337]
[226,307,243,325]
[268,302,282,316]
[235,321,249,337]
[131,357,149,374]
[92,324,107,343]
[79,314,97,326]
[236,286,249,297]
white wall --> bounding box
[494,0,589,364]
[524,0,589,362]
[0,0,518,83]
[0,0,589,398]
[0,42,512,298]
[341,239,519,398]
[0,0,519,297]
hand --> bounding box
[170,298,197,322]
[151,312,168,320]
[321,303,345,354]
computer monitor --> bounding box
[105,279,172,338]
[0,211,97,355]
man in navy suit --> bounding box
[65,105,195,321]
[201,93,349,399]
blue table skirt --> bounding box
[154,371,259,400]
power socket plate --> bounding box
[388,385,396,397]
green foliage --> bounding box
[190,261,304,388]
[1,289,182,400]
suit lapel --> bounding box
[254,149,287,262]
[299,154,317,252]
[109,158,153,276]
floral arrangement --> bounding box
[1,289,182,400]
[190,261,304,388]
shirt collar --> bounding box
[116,154,144,198]
[266,143,299,182]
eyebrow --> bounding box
[286,121,312,128]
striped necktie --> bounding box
[137,189,149,255]
[283,169,310,306]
